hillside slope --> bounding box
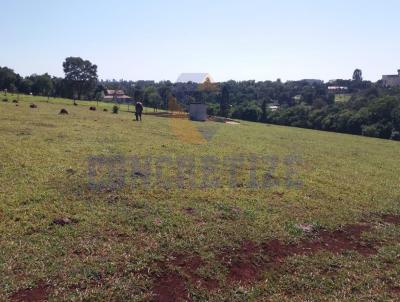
[0,97,399,301]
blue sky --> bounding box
[1,0,399,82]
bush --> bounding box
[362,124,380,138]
[361,123,391,138]
[390,129,400,141]
[103,108,108,112]
[12,99,18,103]
[59,108,69,115]
[112,105,119,114]
[30,103,37,108]
[2,98,8,102]
[89,106,96,111]
[231,102,262,122]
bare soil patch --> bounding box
[183,207,196,215]
[153,271,189,302]
[10,281,50,302]
[151,214,400,300]
[381,214,400,225]
[52,217,78,226]
[152,253,218,301]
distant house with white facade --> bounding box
[328,86,349,93]
[268,105,280,112]
[176,73,214,84]
[382,70,400,87]
[103,90,132,102]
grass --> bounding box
[0,94,399,301]
[335,94,352,102]
[2,93,158,113]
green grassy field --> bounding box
[0,95,399,301]
[1,93,159,113]
[334,94,352,103]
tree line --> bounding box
[0,57,98,100]
[1,59,399,140]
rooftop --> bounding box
[176,73,214,84]
[105,89,125,96]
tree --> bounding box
[19,78,33,94]
[198,78,218,94]
[63,57,98,100]
[198,78,219,104]
[219,85,230,117]
[133,87,144,102]
[353,69,363,82]
[30,73,53,96]
[148,92,162,112]
[261,99,268,122]
[143,86,157,107]
[391,105,400,130]
[94,84,105,106]
[157,82,172,109]
[0,66,18,91]
[231,101,261,122]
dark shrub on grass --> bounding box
[2,98,8,102]
[103,108,108,112]
[59,108,69,115]
[390,130,400,141]
[12,99,18,103]
[90,106,96,111]
[112,105,119,114]
[30,103,37,108]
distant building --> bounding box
[103,90,132,102]
[268,105,280,112]
[293,95,302,101]
[189,103,208,121]
[328,86,349,93]
[382,70,400,87]
[176,73,214,84]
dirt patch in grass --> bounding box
[273,191,285,198]
[10,281,50,302]
[152,216,400,299]
[221,240,262,283]
[390,287,400,295]
[380,214,400,225]
[284,224,377,256]
[182,207,196,215]
[52,217,79,226]
[170,254,219,290]
[222,224,379,284]
[153,271,189,302]
[152,253,218,301]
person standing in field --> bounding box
[135,101,143,121]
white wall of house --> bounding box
[382,70,400,87]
